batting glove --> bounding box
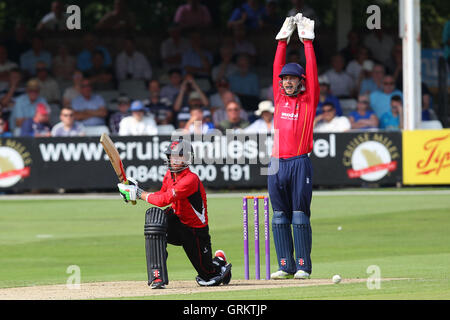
[296,16,315,43]
[275,16,297,44]
[118,183,137,202]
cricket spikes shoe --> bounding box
[151,278,165,289]
[270,270,294,280]
[294,270,311,279]
[214,250,232,285]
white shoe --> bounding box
[294,270,311,279]
[270,270,294,280]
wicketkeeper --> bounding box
[269,14,319,279]
[117,138,232,289]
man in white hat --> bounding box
[245,100,274,134]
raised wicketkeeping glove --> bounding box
[296,15,315,43]
[275,16,297,44]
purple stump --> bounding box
[264,197,270,280]
[243,197,249,280]
[254,197,260,280]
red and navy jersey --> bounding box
[272,40,320,158]
[145,168,208,228]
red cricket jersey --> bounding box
[145,168,208,228]
[272,40,320,158]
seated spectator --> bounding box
[218,101,250,133]
[174,0,211,31]
[314,102,351,133]
[143,80,173,125]
[35,61,60,105]
[184,105,213,134]
[363,29,394,65]
[52,44,76,82]
[348,95,379,130]
[62,70,83,108]
[77,33,112,72]
[71,79,107,127]
[324,54,354,98]
[20,35,52,77]
[160,24,191,70]
[20,102,51,137]
[9,79,47,132]
[115,37,152,81]
[228,0,265,30]
[0,69,25,115]
[51,106,85,136]
[260,0,283,31]
[422,93,438,121]
[316,75,343,116]
[245,100,274,134]
[211,44,238,83]
[84,50,115,91]
[346,47,372,83]
[369,74,402,119]
[36,1,67,31]
[228,53,259,107]
[95,0,136,31]
[109,95,130,134]
[160,68,182,104]
[359,63,384,95]
[177,91,211,129]
[209,78,242,111]
[181,31,213,77]
[379,95,403,130]
[339,30,361,64]
[231,24,257,59]
[118,100,158,136]
[0,45,18,91]
[0,116,12,137]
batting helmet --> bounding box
[164,138,194,173]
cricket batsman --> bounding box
[117,138,232,289]
[269,14,319,279]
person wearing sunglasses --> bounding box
[313,102,351,133]
[369,74,402,119]
[51,106,85,137]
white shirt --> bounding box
[245,119,273,134]
[314,116,351,133]
[187,122,210,134]
[118,115,158,136]
[345,60,363,82]
[115,51,152,81]
[324,69,354,97]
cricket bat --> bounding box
[100,133,136,205]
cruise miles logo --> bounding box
[0,139,32,188]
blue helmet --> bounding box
[278,63,305,79]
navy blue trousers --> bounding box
[268,154,313,274]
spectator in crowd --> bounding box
[143,80,173,125]
[369,74,402,119]
[231,24,257,59]
[324,54,354,98]
[245,100,274,134]
[35,61,60,105]
[260,0,283,31]
[379,95,403,130]
[0,45,18,91]
[183,105,213,134]
[211,44,238,83]
[36,1,67,31]
[77,33,112,72]
[95,0,136,31]
[228,53,259,106]
[314,102,351,133]
[0,69,25,117]
[218,101,249,133]
[160,24,191,70]
[174,0,212,31]
[51,106,85,137]
[20,102,51,137]
[287,0,319,25]
[173,74,209,125]
[84,50,115,91]
[339,30,361,64]
[115,37,152,82]
[346,47,372,83]
[52,44,76,82]
[10,79,47,132]
[209,77,242,111]
[176,90,211,129]
[118,100,158,136]
[109,95,130,134]
[359,63,384,95]
[348,95,378,130]
[20,35,52,77]
[316,75,343,116]
[0,117,12,137]
[71,79,107,127]
[211,89,247,127]
[228,0,265,30]
[181,31,213,78]
[4,22,30,65]
[160,68,182,104]
[363,29,394,65]
[421,93,438,122]
[62,70,83,108]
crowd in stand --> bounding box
[0,0,444,139]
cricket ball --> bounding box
[332,274,342,284]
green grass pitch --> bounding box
[0,189,449,299]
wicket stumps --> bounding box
[243,196,270,280]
